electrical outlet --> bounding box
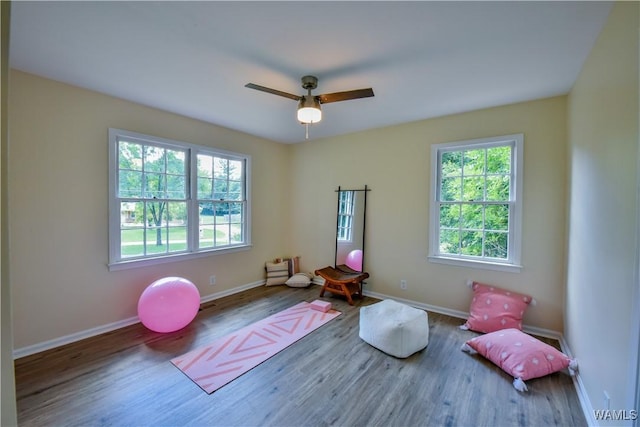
[400,279,407,290]
[209,275,216,286]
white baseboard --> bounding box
[200,279,265,304]
[361,289,562,339]
[13,279,266,360]
[363,289,469,321]
[13,316,140,360]
[559,335,597,426]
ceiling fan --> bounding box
[245,75,374,137]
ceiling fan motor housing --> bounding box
[301,75,318,91]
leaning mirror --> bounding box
[334,186,369,272]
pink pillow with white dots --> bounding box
[461,328,577,391]
[461,281,533,333]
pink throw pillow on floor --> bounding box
[461,328,577,391]
[462,281,532,333]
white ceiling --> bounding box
[9,1,612,144]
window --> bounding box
[109,129,251,269]
[337,190,355,242]
[429,134,523,272]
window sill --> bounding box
[108,244,252,271]
[428,255,522,273]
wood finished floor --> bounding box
[15,285,587,427]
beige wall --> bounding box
[566,2,639,423]
[8,71,291,350]
[9,69,570,350]
[290,96,568,332]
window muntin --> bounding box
[429,134,523,271]
[109,129,250,268]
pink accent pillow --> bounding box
[462,328,577,391]
[462,282,532,333]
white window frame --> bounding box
[428,134,523,273]
[108,128,252,271]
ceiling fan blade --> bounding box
[244,83,301,101]
[318,88,374,104]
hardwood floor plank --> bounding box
[15,285,586,426]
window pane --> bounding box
[119,141,142,170]
[461,203,483,229]
[485,204,509,231]
[439,204,460,228]
[198,200,219,249]
[228,181,243,201]
[146,201,167,228]
[198,154,213,178]
[229,160,243,180]
[230,224,243,244]
[214,158,228,179]
[167,202,187,225]
[229,202,243,221]
[144,173,165,198]
[166,149,186,175]
[215,224,230,245]
[199,225,215,248]
[167,226,187,252]
[120,201,142,226]
[167,175,186,199]
[439,228,460,255]
[486,175,510,201]
[441,151,461,177]
[119,171,142,198]
[485,231,508,259]
[120,228,144,258]
[199,203,215,224]
[144,146,165,173]
[460,230,483,256]
[441,177,461,202]
[214,180,228,199]
[487,146,511,174]
[146,228,167,254]
[463,149,485,175]
[462,176,484,201]
[215,202,230,222]
[198,178,213,200]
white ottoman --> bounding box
[359,299,429,358]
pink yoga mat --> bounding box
[171,301,341,393]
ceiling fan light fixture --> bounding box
[297,96,322,124]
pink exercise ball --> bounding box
[345,249,363,271]
[138,277,200,333]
